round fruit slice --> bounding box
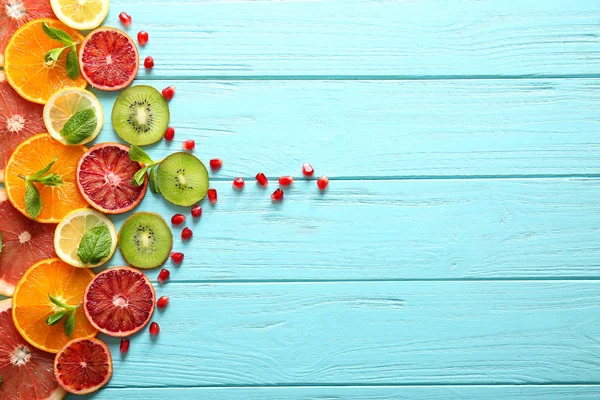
[0,80,45,183]
[84,267,155,336]
[111,85,170,146]
[12,258,98,353]
[54,337,112,395]
[0,0,56,54]
[50,0,109,31]
[54,208,117,268]
[4,19,87,104]
[0,188,56,296]
[76,143,148,214]
[4,133,89,223]
[79,27,138,91]
[119,212,173,269]
[157,152,209,206]
[43,87,104,146]
[0,298,66,400]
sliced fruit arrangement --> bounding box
[119,212,173,269]
[157,152,209,206]
[4,18,87,104]
[50,0,109,30]
[76,142,147,214]
[54,337,112,394]
[84,267,155,336]
[54,208,117,268]
[0,0,56,54]
[0,298,66,400]
[112,85,170,146]
[43,87,104,146]
[79,27,138,91]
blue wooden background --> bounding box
[5,0,600,398]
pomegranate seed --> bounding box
[144,56,154,69]
[157,268,170,283]
[119,12,132,26]
[149,322,160,336]
[191,205,202,218]
[171,252,184,264]
[164,127,175,141]
[137,31,149,46]
[302,163,314,176]
[181,227,193,240]
[162,86,176,100]
[157,296,170,309]
[183,140,195,151]
[279,176,294,186]
[271,188,284,201]
[317,176,329,190]
[120,338,130,353]
[209,159,222,170]
[255,172,268,186]
[233,177,245,189]
[207,188,217,204]
[171,213,186,225]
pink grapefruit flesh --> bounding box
[84,267,156,337]
[76,143,148,214]
[0,298,66,400]
[0,189,56,296]
[54,337,112,395]
[0,0,55,54]
[79,27,139,91]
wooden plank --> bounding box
[92,79,600,178]
[106,0,600,77]
[98,282,600,387]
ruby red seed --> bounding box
[157,296,170,309]
[171,213,186,225]
[162,86,176,100]
[149,322,160,336]
[279,176,294,186]
[255,172,268,186]
[317,176,329,190]
[120,338,130,353]
[233,177,245,189]
[137,31,149,46]
[191,205,202,218]
[183,140,195,151]
[144,56,154,69]
[209,158,222,170]
[271,188,284,201]
[171,252,184,264]
[157,268,170,283]
[119,12,132,26]
[207,188,217,204]
[164,127,175,141]
[302,162,314,177]
[181,227,193,240]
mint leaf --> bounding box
[128,145,153,165]
[42,22,74,46]
[44,47,66,64]
[49,293,76,310]
[60,109,97,145]
[24,181,42,219]
[77,224,112,265]
[149,165,160,194]
[132,166,149,187]
[31,157,58,180]
[66,46,79,79]
[46,310,69,326]
[37,173,63,187]
[64,310,76,338]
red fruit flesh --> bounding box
[79,27,139,91]
[271,188,284,201]
[164,127,175,141]
[209,159,222,170]
[157,268,170,283]
[84,267,156,337]
[149,322,160,336]
[255,172,268,186]
[171,213,185,225]
[317,176,329,190]
[233,177,245,188]
[183,140,195,151]
[171,252,184,263]
[120,338,130,353]
[54,338,112,395]
[279,176,294,186]
[181,227,193,240]
[144,56,154,69]
[191,205,202,218]
[162,86,175,100]
[302,163,314,176]
[0,0,55,54]
[207,188,217,204]
[157,296,169,308]
[77,143,148,214]
[137,31,148,46]
[119,12,131,26]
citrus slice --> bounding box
[50,0,109,31]
[0,80,45,182]
[4,18,87,104]
[0,188,56,296]
[43,87,104,146]
[79,27,138,91]
[4,133,89,223]
[12,258,98,353]
[54,208,117,268]
[0,298,66,400]
[54,337,112,395]
[84,267,155,337]
[0,0,56,54]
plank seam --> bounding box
[132,74,600,81]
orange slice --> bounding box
[12,258,97,354]
[4,133,88,223]
[4,18,87,104]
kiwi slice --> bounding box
[157,152,209,206]
[119,212,173,269]
[112,85,170,146]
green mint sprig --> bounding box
[78,224,112,265]
[61,108,98,144]
[128,145,163,189]
[42,22,80,79]
[46,294,81,338]
[18,157,63,219]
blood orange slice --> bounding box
[0,298,66,400]
[0,189,56,296]
[79,27,138,91]
[0,0,56,54]
[54,337,112,395]
[76,143,148,214]
[84,267,156,337]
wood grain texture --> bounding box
[106,0,600,77]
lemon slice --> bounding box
[54,208,117,268]
[43,87,104,145]
[50,0,109,30]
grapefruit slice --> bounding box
[0,0,56,54]
[84,267,155,337]
[0,188,56,296]
[76,143,148,214]
[0,298,66,400]
[79,27,138,91]
[54,337,112,395]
